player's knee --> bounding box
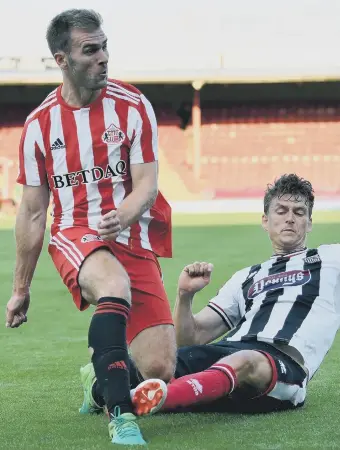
[220,350,263,379]
[234,350,258,375]
[79,250,131,304]
[100,275,131,304]
[246,352,273,388]
[81,270,131,304]
[143,358,175,383]
[220,349,272,389]
[130,325,177,382]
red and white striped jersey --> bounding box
[17,79,172,257]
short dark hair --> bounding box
[264,174,315,216]
[46,9,102,55]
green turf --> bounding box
[1,220,340,449]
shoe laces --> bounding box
[111,406,140,438]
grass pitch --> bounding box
[1,214,340,449]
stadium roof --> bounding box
[1,0,340,84]
[1,61,340,86]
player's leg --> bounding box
[49,229,146,445]
[79,248,146,445]
[129,325,176,382]
[92,338,228,415]
[127,251,176,383]
[133,344,307,415]
[79,243,176,413]
[81,327,175,418]
[133,349,272,414]
[132,343,237,415]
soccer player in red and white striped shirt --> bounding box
[5,9,175,446]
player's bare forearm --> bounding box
[173,291,199,347]
[12,185,49,295]
[117,162,158,230]
[117,185,157,230]
[13,203,46,294]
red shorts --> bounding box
[48,227,173,344]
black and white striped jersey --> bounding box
[208,245,340,378]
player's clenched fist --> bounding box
[6,293,30,328]
[98,210,122,241]
[178,262,214,295]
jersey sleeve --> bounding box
[208,271,245,329]
[326,244,340,262]
[129,94,158,164]
[17,118,46,186]
[318,244,340,267]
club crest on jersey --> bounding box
[102,124,125,145]
[248,270,311,299]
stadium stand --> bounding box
[1,104,340,209]
[158,105,340,198]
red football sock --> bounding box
[162,363,237,411]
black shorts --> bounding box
[174,340,307,413]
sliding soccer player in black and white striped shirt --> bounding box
[132,174,340,415]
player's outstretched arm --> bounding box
[6,184,49,328]
[173,262,230,347]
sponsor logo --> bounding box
[102,123,125,145]
[303,255,321,264]
[186,378,203,396]
[248,270,311,299]
[50,138,66,151]
[81,234,103,243]
[51,162,127,189]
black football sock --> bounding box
[88,296,132,415]
[92,356,144,407]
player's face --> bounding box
[262,194,312,253]
[66,28,109,90]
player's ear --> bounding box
[262,213,268,232]
[54,51,68,70]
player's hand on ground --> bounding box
[6,292,30,328]
[178,262,213,295]
[97,210,122,241]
